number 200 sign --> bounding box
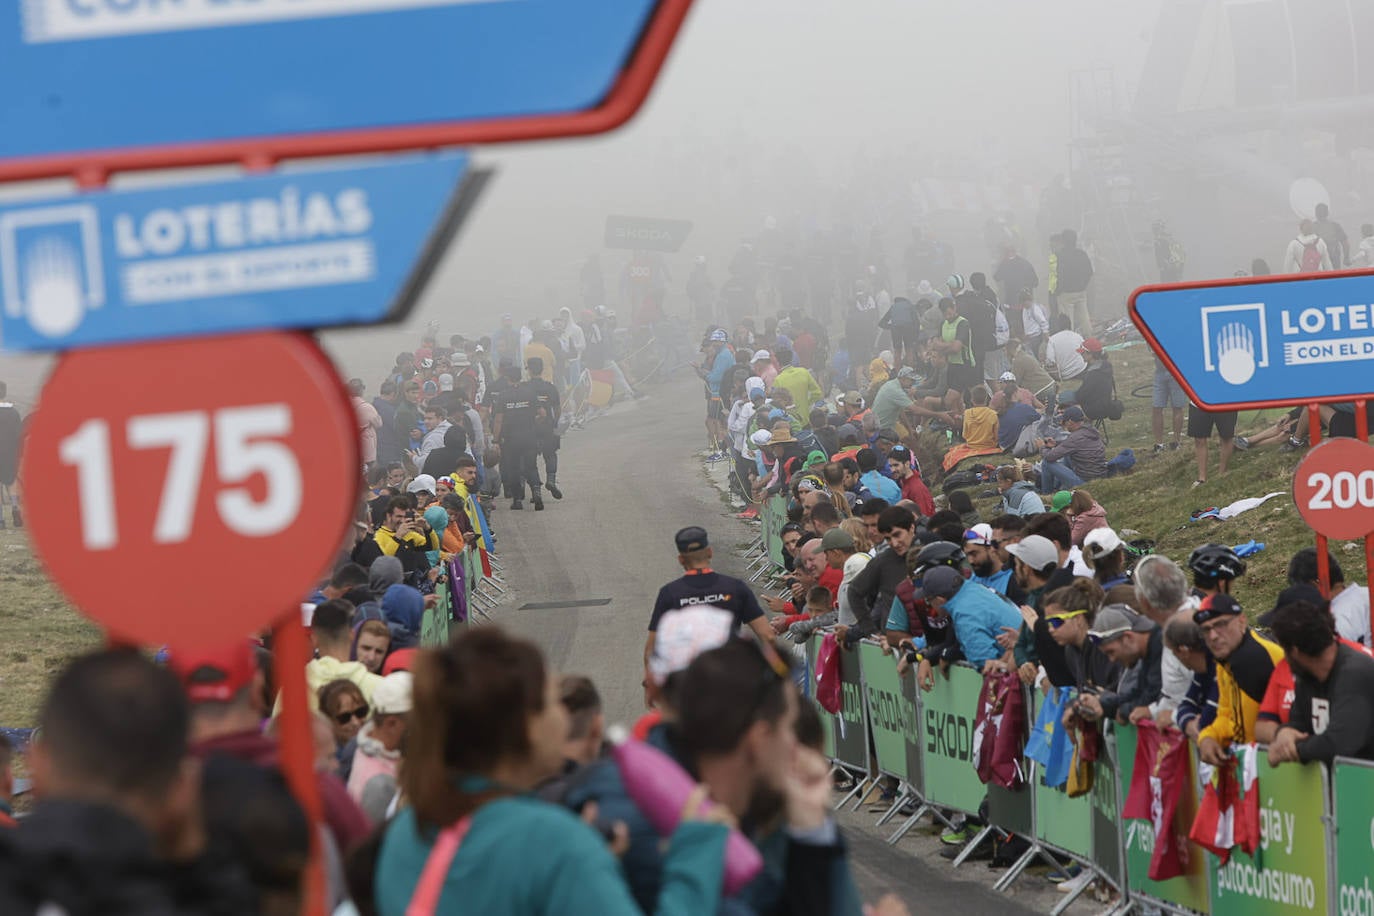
[24,333,359,647]
[1293,438,1374,541]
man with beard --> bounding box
[962,524,1025,603]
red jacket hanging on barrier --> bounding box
[972,670,1028,789]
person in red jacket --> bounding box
[886,445,935,517]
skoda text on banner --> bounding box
[0,153,481,350]
[1130,269,1374,408]
[603,215,694,253]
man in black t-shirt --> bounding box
[643,526,775,706]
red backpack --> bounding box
[1300,240,1324,272]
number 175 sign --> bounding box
[24,332,359,647]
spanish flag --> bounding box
[587,369,616,408]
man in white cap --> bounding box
[750,349,777,390]
[990,371,1042,411]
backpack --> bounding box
[1300,241,1323,272]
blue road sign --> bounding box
[0,152,483,351]
[0,1,665,164]
[1131,270,1374,408]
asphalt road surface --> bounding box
[493,372,1087,914]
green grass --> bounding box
[968,343,1357,618]
[0,529,101,727]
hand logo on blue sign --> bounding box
[1215,321,1258,386]
[1,203,105,341]
[25,236,86,338]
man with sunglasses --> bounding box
[1193,594,1282,766]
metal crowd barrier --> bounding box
[797,632,1350,916]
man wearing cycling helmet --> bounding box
[1188,543,1245,599]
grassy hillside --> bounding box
[967,342,1359,618]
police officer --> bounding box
[490,364,543,511]
[642,526,777,706]
[525,356,563,500]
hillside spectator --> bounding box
[1036,406,1107,493]
[1044,316,1086,383]
[1284,547,1371,647]
[1151,360,1186,453]
[1188,402,1237,488]
[1065,489,1108,547]
[996,465,1045,516]
[1313,203,1349,268]
[887,445,935,516]
[1005,339,1055,401]
[1194,594,1282,765]
[947,490,981,529]
[1283,219,1334,273]
[857,448,900,503]
[1082,528,1129,590]
[1084,605,1164,724]
[773,349,823,425]
[1268,600,1374,765]
[991,371,1042,411]
[1068,339,1115,421]
[1055,230,1094,335]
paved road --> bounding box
[492,373,1080,913]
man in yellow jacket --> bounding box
[1194,593,1283,765]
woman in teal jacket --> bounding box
[375,628,727,914]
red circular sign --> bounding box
[23,332,360,648]
[1293,437,1374,540]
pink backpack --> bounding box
[1300,241,1323,272]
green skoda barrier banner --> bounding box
[1029,692,1093,861]
[858,642,912,783]
[1206,755,1329,916]
[1116,723,1211,913]
[917,662,986,816]
[804,635,836,760]
[1333,758,1374,916]
[420,584,452,648]
[898,655,925,794]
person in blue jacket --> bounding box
[920,565,1022,674]
[374,628,729,915]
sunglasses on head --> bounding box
[333,704,369,725]
[1046,610,1086,630]
[1194,608,1238,627]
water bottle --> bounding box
[606,725,763,895]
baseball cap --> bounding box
[1194,593,1244,625]
[372,672,413,715]
[1051,490,1073,512]
[169,640,259,703]
[648,606,735,685]
[383,648,416,675]
[407,474,437,494]
[897,367,919,380]
[1078,337,1105,354]
[675,526,709,553]
[963,523,995,546]
[876,428,900,443]
[820,527,855,551]
[438,373,455,391]
[1083,527,1123,560]
[1088,604,1153,643]
[840,390,863,408]
[709,328,729,343]
[749,429,773,448]
[1006,534,1058,571]
[751,349,772,363]
[998,371,1017,383]
[922,565,964,599]
[1059,405,1086,423]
